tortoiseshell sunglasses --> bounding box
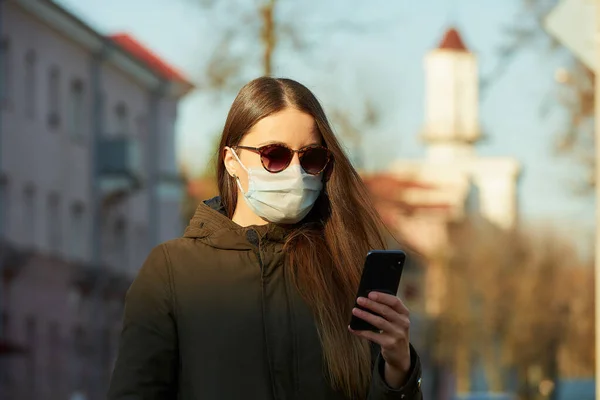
[233,143,332,175]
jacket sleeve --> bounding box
[107,245,178,399]
[367,343,423,400]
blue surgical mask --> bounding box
[228,147,323,224]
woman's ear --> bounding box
[223,147,238,178]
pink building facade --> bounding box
[0,1,193,398]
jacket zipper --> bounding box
[248,230,278,399]
[256,241,264,271]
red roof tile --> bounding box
[362,174,438,192]
[109,33,193,87]
[361,174,452,215]
[438,27,468,51]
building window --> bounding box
[0,177,9,237]
[0,312,11,386]
[47,322,61,392]
[24,50,37,119]
[115,103,128,135]
[47,66,61,129]
[23,184,36,245]
[25,316,37,394]
[113,218,127,268]
[133,115,146,176]
[72,325,87,389]
[135,115,147,138]
[101,328,112,384]
[68,80,85,141]
[1,312,9,338]
[0,37,12,106]
[69,202,85,260]
[47,193,61,254]
[1,313,8,337]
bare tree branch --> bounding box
[480,0,559,98]
[486,0,595,191]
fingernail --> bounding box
[369,292,378,300]
[357,297,366,305]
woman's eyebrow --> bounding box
[255,140,286,147]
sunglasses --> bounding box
[233,143,332,175]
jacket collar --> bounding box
[183,196,291,250]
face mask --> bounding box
[228,147,323,224]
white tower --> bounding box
[422,28,480,162]
[420,27,520,230]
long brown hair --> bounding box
[217,77,386,397]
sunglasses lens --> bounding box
[261,145,293,172]
[300,147,330,175]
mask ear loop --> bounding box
[226,146,249,195]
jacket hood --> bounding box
[183,196,290,250]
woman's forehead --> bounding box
[242,108,321,147]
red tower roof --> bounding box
[109,33,194,88]
[438,27,468,51]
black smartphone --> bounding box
[349,250,406,332]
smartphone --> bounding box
[349,250,406,332]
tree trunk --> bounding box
[260,0,276,76]
[546,340,560,400]
[517,367,532,400]
[455,344,471,394]
[482,343,504,393]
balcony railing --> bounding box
[96,136,142,205]
[97,136,140,178]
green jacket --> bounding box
[108,197,423,400]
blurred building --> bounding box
[387,26,521,317]
[0,0,194,399]
[380,28,521,399]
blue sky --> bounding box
[57,0,594,238]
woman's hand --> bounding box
[348,291,411,388]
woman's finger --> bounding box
[356,297,401,324]
[351,307,394,332]
[368,291,409,316]
[348,325,393,347]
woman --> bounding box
[108,77,423,400]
